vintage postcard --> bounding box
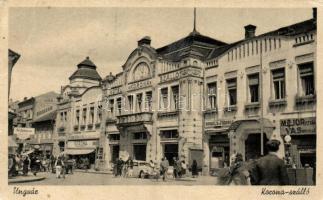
[1,0,323,200]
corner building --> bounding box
[102,11,316,173]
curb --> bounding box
[74,170,112,175]
[9,176,46,184]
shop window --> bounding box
[145,91,152,111]
[133,144,146,161]
[207,82,217,109]
[298,62,314,96]
[226,78,237,106]
[171,85,179,110]
[272,68,285,100]
[160,88,168,110]
[161,130,178,139]
[136,93,143,112]
[116,98,122,115]
[133,132,147,140]
[128,95,134,113]
[248,73,259,103]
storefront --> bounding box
[160,129,179,166]
[65,132,100,169]
[280,117,316,168]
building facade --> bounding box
[53,57,103,168]
[101,11,316,173]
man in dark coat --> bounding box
[251,139,289,185]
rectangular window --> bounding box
[133,132,147,140]
[272,68,285,100]
[116,98,122,115]
[171,85,179,110]
[207,82,217,109]
[82,108,87,125]
[60,112,64,122]
[145,91,152,111]
[248,74,259,103]
[109,99,114,114]
[227,78,237,106]
[90,107,94,124]
[136,93,143,112]
[299,62,314,96]
[64,112,67,121]
[161,130,179,139]
[76,110,80,125]
[97,107,102,123]
[160,88,168,110]
[109,134,120,141]
[128,95,134,112]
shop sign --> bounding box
[128,79,151,91]
[160,70,181,83]
[35,106,53,117]
[108,87,122,95]
[206,120,233,128]
[160,67,202,83]
[67,140,98,148]
[68,131,100,140]
[280,117,316,135]
[14,127,35,140]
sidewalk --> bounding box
[8,174,46,184]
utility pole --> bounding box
[260,39,264,156]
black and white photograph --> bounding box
[7,6,317,188]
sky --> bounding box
[9,7,313,101]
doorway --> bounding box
[163,143,178,166]
[111,145,119,162]
[133,144,147,161]
[245,133,268,161]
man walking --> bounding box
[251,139,289,185]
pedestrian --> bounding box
[8,154,16,177]
[55,156,64,179]
[113,159,118,177]
[160,157,169,181]
[191,160,198,178]
[116,157,124,177]
[229,153,251,185]
[126,157,134,177]
[251,139,289,185]
[22,155,30,176]
[172,157,178,178]
[176,157,182,178]
[181,160,187,177]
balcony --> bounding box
[157,110,179,119]
[268,99,287,107]
[224,105,237,112]
[295,94,316,105]
[116,112,153,126]
[106,116,117,125]
[244,102,260,110]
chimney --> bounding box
[244,24,257,39]
[138,36,151,46]
[313,8,317,20]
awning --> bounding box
[63,148,95,155]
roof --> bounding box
[33,111,56,123]
[156,32,228,61]
[69,57,102,81]
[207,18,316,60]
[259,19,316,37]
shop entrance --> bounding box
[163,143,178,166]
[210,146,229,168]
[245,133,268,161]
[111,145,119,162]
[133,144,146,161]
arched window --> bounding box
[133,62,150,81]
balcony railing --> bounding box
[224,105,237,112]
[295,94,316,105]
[268,99,287,107]
[244,102,260,110]
[116,112,153,125]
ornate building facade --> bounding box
[101,10,316,173]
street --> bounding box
[12,172,218,185]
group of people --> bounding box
[8,151,79,179]
[8,153,49,177]
[218,139,290,185]
[160,157,199,181]
[113,157,134,177]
